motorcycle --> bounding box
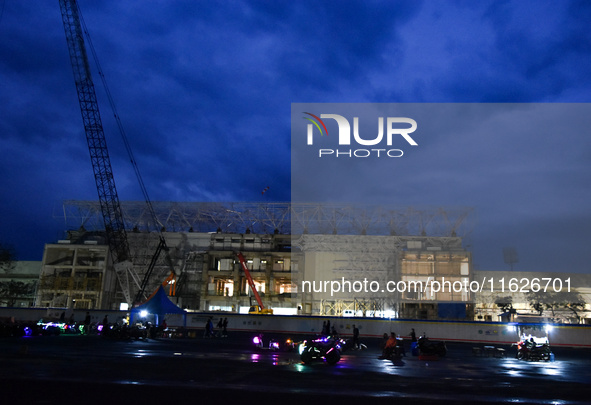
[516,338,553,361]
[102,322,148,340]
[513,324,554,362]
[299,335,342,365]
[284,338,298,352]
[417,336,447,357]
[252,334,289,351]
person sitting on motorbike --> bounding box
[378,332,398,359]
[526,337,536,349]
[331,325,339,339]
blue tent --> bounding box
[130,285,186,326]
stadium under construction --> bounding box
[36,201,476,320]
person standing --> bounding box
[222,318,228,337]
[204,317,213,338]
[160,318,167,337]
[101,315,109,336]
[83,312,91,335]
[216,317,224,337]
[353,324,360,349]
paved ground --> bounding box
[0,332,590,404]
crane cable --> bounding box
[77,4,177,300]
[77,4,163,232]
[0,0,6,28]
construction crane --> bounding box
[236,252,273,314]
[59,0,175,306]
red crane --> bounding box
[236,252,273,314]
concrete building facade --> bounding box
[36,241,114,309]
[36,201,477,319]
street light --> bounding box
[545,324,554,333]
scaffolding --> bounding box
[61,201,472,238]
[57,201,473,314]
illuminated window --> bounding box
[277,282,295,294]
[243,279,266,295]
[216,258,232,271]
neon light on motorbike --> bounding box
[298,343,306,355]
[253,336,261,345]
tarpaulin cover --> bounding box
[130,286,186,325]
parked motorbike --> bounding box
[252,334,284,351]
[393,338,406,357]
[252,334,265,350]
[299,336,342,365]
[102,323,148,340]
[284,338,298,352]
[417,336,447,357]
[516,338,553,361]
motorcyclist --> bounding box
[378,332,397,359]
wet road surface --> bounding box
[1,332,590,404]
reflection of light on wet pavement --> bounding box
[333,356,353,369]
[134,349,150,358]
[540,363,563,377]
[505,399,569,405]
[506,369,521,377]
[376,359,401,375]
[500,357,568,380]
[2,335,589,404]
[250,352,290,365]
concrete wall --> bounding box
[2,307,589,348]
[181,313,590,348]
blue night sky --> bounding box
[1,1,590,274]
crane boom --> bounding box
[59,0,141,305]
[236,252,273,314]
